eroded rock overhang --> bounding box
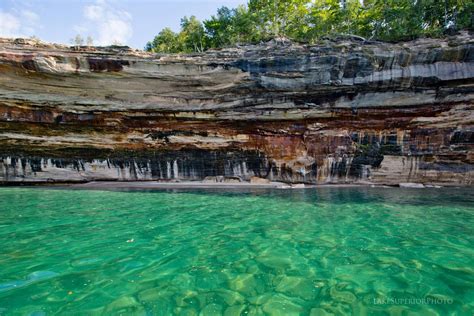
[0,34,473,185]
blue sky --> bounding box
[0,0,247,49]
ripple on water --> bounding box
[0,187,472,314]
[0,271,58,293]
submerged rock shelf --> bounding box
[0,35,473,185]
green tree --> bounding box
[456,0,474,30]
[308,0,345,38]
[145,28,181,53]
[248,0,311,40]
[204,5,260,48]
[146,0,473,53]
[180,16,207,52]
[419,0,473,35]
[86,36,94,46]
[205,6,235,47]
[370,0,424,41]
[71,34,84,46]
[232,5,262,43]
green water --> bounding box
[0,187,473,315]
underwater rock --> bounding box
[216,289,245,306]
[274,275,318,300]
[223,304,247,316]
[228,274,258,296]
[310,307,335,316]
[200,303,223,316]
[0,271,58,293]
[261,294,304,316]
[104,296,146,314]
[256,249,294,271]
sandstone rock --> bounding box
[202,176,217,183]
[0,36,472,186]
[104,296,145,314]
[200,303,223,316]
[247,293,272,305]
[261,295,304,316]
[329,286,357,304]
[274,275,317,300]
[216,289,245,306]
[174,307,198,316]
[250,177,270,184]
[228,273,257,296]
[223,176,242,183]
[399,183,425,188]
[310,307,335,316]
[291,183,305,188]
[224,305,247,316]
[256,254,292,270]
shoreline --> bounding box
[0,180,468,189]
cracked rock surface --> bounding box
[0,34,473,185]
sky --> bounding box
[0,0,247,49]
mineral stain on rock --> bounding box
[87,58,130,72]
[0,34,472,185]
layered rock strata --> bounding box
[0,35,473,185]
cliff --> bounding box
[0,34,473,185]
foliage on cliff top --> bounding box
[145,0,473,53]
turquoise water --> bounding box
[0,187,473,315]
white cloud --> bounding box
[22,10,40,25]
[75,0,133,46]
[0,9,40,38]
[84,5,103,21]
[73,25,88,34]
[0,12,21,37]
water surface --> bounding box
[0,187,473,315]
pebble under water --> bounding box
[0,187,473,315]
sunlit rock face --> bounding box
[0,34,473,185]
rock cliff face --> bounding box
[0,34,473,185]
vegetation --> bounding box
[145,0,473,53]
[71,35,94,46]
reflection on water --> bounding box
[0,187,473,314]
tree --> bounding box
[145,28,181,53]
[146,16,208,53]
[86,36,94,46]
[456,0,474,30]
[248,0,311,40]
[71,34,84,46]
[419,0,473,34]
[145,0,473,53]
[204,5,260,48]
[369,0,424,41]
[307,0,343,39]
[232,5,262,43]
[180,16,207,52]
[205,6,236,47]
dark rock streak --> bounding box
[0,35,472,185]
